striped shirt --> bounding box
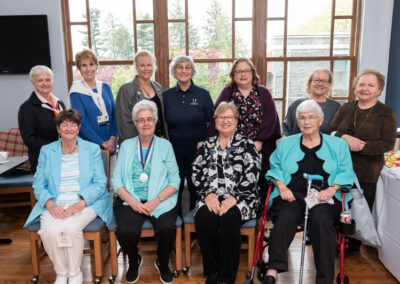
[56,153,81,207]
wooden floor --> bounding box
[0,206,398,284]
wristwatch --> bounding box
[157,195,164,202]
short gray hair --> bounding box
[131,100,158,124]
[296,99,324,120]
[170,55,197,79]
[29,65,53,81]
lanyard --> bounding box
[138,136,154,171]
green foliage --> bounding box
[80,8,104,54]
[137,12,154,53]
[110,66,135,98]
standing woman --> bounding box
[69,49,118,154]
[116,50,168,143]
[163,55,214,217]
[282,69,341,136]
[18,65,66,173]
[207,58,281,196]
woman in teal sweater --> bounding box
[263,100,354,284]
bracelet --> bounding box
[157,195,164,202]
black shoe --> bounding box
[154,259,174,284]
[205,273,217,284]
[126,254,143,283]
[263,275,276,284]
[305,232,312,245]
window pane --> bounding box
[168,0,185,20]
[267,0,285,18]
[169,22,186,59]
[335,0,353,16]
[136,0,153,20]
[333,19,351,56]
[71,25,89,58]
[287,60,330,102]
[137,23,154,53]
[235,21,252,58]
[287,0,332,57]
[274,100,283,125]
[267,20,284,57]
[89,0,134,60]
[188,0,232,59]
[332,60,350,97]
[194,62,232,101]
[69,0,86,22]
[235,0,252,18]
[267,61,284,98]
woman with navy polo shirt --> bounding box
[69,49,118,154]
[163,55,214,217]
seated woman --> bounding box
[263,100,354,284]
[192,102,261,284]
[112,100,180,284]
[24,109,112,284]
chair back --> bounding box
[0,128,30,170]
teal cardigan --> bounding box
[112,136,180,218]
[24,138,113,227]
[266,133,354,210]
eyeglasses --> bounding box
[176,66,192,71]
[136,118,156,124]
[312,78,330,84]
[234,69,252,75]
[298,115,318,122]
[59,122,79,129]
[216,115,236,122]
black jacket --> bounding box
[18,92,66,173]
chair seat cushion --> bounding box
[28,216,105,233]
[184,209,255,228]
[0,174,34,188]
[108,215,182,232]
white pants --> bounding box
[39,207,97,277]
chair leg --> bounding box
[247,229,255,272]
[92,232,103,277]
[30,232,40,276]
[184,224,191,268]
[175,226,182,271]
[109,231,118,278]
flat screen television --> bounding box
[0,15,51,74]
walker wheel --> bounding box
[182,266,190,275]
[108,275,117,283]
[245,271,251,279]
[31,275,39,284]
[336,273,349,284]
[173,270,180,278]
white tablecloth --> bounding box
[374,166,400,281]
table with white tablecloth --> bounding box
[373,166,400,281]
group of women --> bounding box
[18,47,397,284]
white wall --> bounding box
[0,0,68,130]
[358,0,394,102]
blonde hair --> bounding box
[134,50,157,73]
[75,48,99,70]
[214,102,239,119]
[305,69,333,97]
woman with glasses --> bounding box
[192,102,260,284]
[113,100,180,284]
[282,69,340,137]
[163,55,214,217]
[207,58,280,203]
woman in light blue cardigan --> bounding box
[24,109,112,284]
[112,100,180,284]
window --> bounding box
[62,0,361,121]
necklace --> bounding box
[353,102,375,133]
[62,141,78,155]
[137,79,154,99]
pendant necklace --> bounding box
[353,102,375,133]
[62,141,78,155]
[137,136,154,183]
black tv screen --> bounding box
[0,15,51,74]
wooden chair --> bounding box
[182,209,256,274]
[108,215,183,282]
[28,149,115,284]
[0,128,34,208]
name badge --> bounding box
[97,114,109,125]
[57,235,72,248]
[226,146,240,151]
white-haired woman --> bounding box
[163,55,214,217]
[18,65,66,173]
[112,100,180,283]
[116,50,168,143]
[263,100,354,284]
[282,69,340,137]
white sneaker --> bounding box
[54,274,68,284]
[69,271,83,284]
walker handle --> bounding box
[303,173,323,182]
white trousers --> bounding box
[39,207,97,277]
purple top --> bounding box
[207,84,281,171]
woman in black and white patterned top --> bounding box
[192,101,261,284]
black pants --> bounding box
[195,205,243,284]
[113,198,177,271]
[359,181,377,211]
[174,150,197,217]
[268,197,341,284]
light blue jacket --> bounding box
[266,133,354,210]
[112,136,180,218]
[24,138,113,227]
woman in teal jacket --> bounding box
[112,100,180,284]
[263,100,353,284]
[24,109,112,284]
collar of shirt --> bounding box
[35,90,59,106]
[175,80,195,94]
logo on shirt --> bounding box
[190,98,198,106]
